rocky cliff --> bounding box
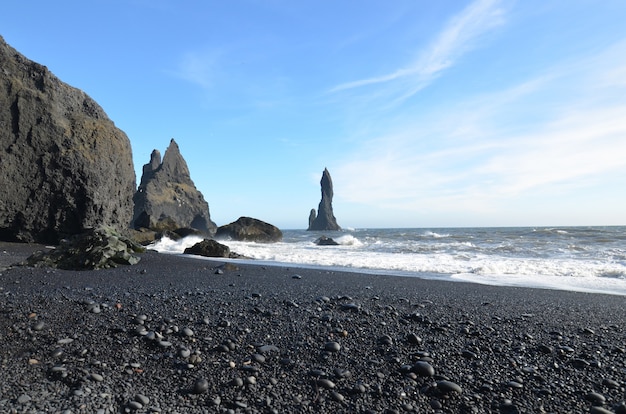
[0,36,136,243]
[132,139,217,235]
[307,168,341,231]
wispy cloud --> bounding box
[329,0,506,102]
[333,39,626,222]
[172,49,221,89]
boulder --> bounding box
[23,227,145,270]
[307,168,341,231]
[132,139,217,235]
[0,36,136,244]
[314,236,340,246]
[184,239,230,258]
[216,217,282,243]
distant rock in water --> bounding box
[0,35,136,244]
[132,139,217,235]
[307,168,341,231]
[216,217,282,243]
[314,236,339,246]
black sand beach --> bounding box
[1,242,625,413]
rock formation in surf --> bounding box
[307,168,341,231]
[0,35,136,243]
[184,238,231,258]
[215,217,282,243]
[132,139,217,235]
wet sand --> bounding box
[1,243,625,413]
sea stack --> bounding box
[307,168,341,231]
[132,139,217,235]
[0,36,135,243]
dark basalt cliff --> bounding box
[307,168,341,231]
[132,139,217,235]
[0,36,136,243]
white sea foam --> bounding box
[423,231,450,238]
[148,235,204,254]
[148,228,626,296]
[334,234,363,246]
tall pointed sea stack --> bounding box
[0,36,135,243]
[132,139,217,235]
[307,168,341,231]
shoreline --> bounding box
[1,244,625,412]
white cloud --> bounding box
[170,49,222,89]
[333,39,626,222]
[329,0,506,103]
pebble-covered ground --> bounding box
[1,243,625,413]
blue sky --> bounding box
[2,0,625,229]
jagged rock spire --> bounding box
[132,139,217,234]
[307,168,341,231]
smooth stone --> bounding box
[330,391,345,402]
[437,380,462,394]
[378,335,393,345]
[585,392,606,404]
[461,349,479,359]
[251,354,266,363]
[258,344,279,353]
[333,368,351,378]
[135,394,150,405]
[17,394,31,404]
[127,401,143,410]
[193,378,209,394]
[182,327,194,337]
[537,344,553,354]
[602,378,620,389]
[89,373,104,382]
[406,333,422,344]
[324,341,341,352]
[340,303,360,312]
[317,379,335,389]
[412,361,435,377]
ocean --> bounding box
[150,226,626,296]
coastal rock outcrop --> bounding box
[132,139,217,235]
[215,217,282,243]
[0,36,136,243]
[314,236,339,246]
[23,227,145,270]
[307,168,341,231]
[184,239,230,258]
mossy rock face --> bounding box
[24,227,145,270]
